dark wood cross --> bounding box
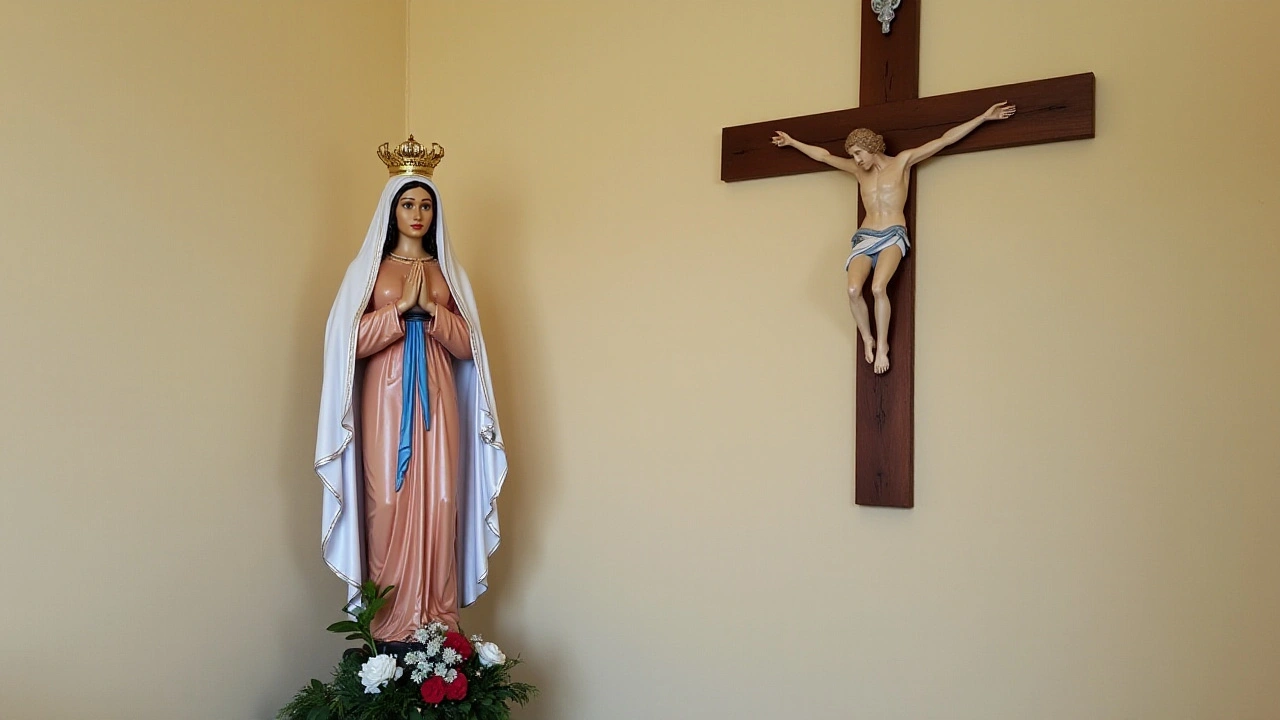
[721,1,1094,507]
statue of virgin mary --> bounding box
[314,137,507,640]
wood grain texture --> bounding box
[852,178,916,508]
[721,73,1095,183]
[716,0,1095,509]
[859,0,919,105]
[852,0,920,509]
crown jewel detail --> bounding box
[377,135,444,177]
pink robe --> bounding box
[355,256,472,640]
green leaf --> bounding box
[345,633,364,641]
[326,621,361,633]
[306,706,331,720]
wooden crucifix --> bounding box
[721,1,1094,507]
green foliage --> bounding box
[324,581,393,658]
[278,583,537,720]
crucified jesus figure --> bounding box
[773,102,1015,374]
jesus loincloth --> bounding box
[845,225,910,270]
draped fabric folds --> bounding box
[315,176,507,619]
[396,317,431,492]
[845,224,910,270]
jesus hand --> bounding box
[982,102,1016,121]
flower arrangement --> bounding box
[278,583,536,720]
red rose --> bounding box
[444,631,474,661]
[419,676,446,704]
[444,671,469,701]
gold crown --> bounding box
[377,135,445,177]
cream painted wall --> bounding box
[0,2,405,718]
[0,1,1275,719]
[413,1,1280,718]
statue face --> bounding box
[395,187,435,242]
[849,146,874,170]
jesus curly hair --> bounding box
[844,128,886,156]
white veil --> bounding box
[315,174,507,608]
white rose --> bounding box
[358,654,403,694]
[476,641,506,667]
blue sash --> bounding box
[846,225,910,269]
[395,317,431,491]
